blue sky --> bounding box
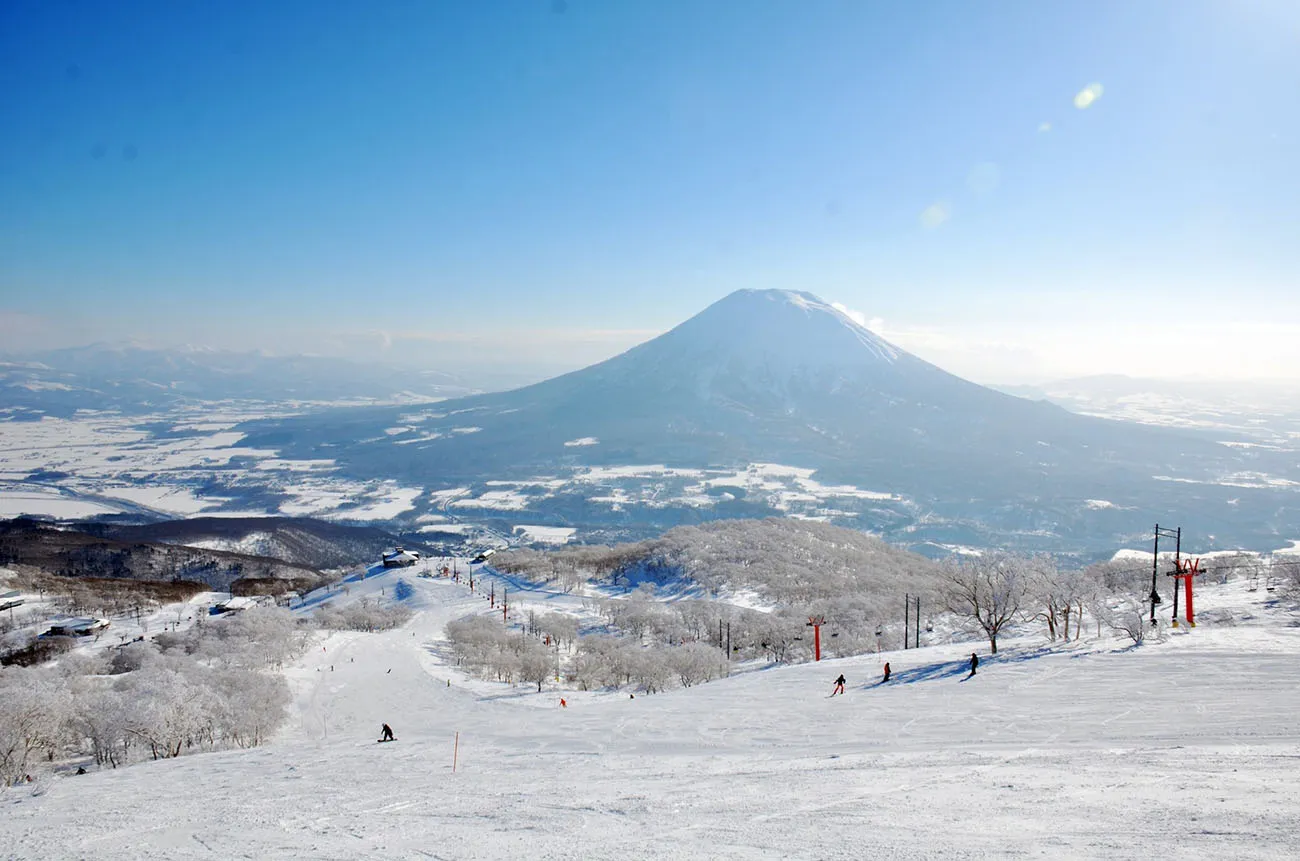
[2,0,1298,381]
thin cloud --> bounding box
[1073,82,1104,110]
[919,202,951,229]
[830,302,868,327]
[1038,121,1052,133]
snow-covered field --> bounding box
[0,411,423,522]
[0,410,901,537]
[3,569,1298,860]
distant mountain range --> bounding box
[0,344,478,415]
[232,289,1300,553]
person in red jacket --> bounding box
[883,662,891,682]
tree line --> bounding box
[0,607,309,787]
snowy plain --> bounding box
[3,566,1298,860]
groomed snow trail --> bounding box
[3,573,1299,859]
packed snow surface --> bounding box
[3,572,1298,860]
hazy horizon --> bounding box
[6,312,1300,393]
[4,1,1298,384]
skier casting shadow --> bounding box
[963,653,979,680]
[882,662,891,683]
[379,723,395,742]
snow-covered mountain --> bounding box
[238,289,1258,516]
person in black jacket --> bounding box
[380,723,394,741]
[832,674,846,695]
[967,653,979,678]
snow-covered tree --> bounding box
[212,669,290,748]
[70,684,132,768]
[315,600,413,634]
[942,553,1029,654]
[517,637,555,693]
[0,666,71,786]
[667,641,728,687]
[536,612,580,650]
[1028,559,1098,643]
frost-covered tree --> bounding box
[71,684,131,768]
[745,613,806,663]
[115,662,211,759]
[0,666,71,786]
[1103,600,1154,646]
[315,600,413,634]
[1269,556,1300,596]
[572,635,637,690]
[536,612,580,650]
[667,641,728,687]
[518,637,556,693]
[1028,559,1098,643]
[628,646,673,694]
[942,553,1029,654]
[213,669,290,748]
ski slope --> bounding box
[3,569,1299,860]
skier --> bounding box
[832,674,846,696]
[967,653,979,678]
[380,723,395,742]
[882,662,891,683]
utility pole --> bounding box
[1151,525,1180,625]
[904,594,910,649]
[913,596,921,649]
[1169,531,1183,624]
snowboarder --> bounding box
[559,698,568,708]
[380,723,394,742]
[882,662,891,682]
[832,674,846,696]
[967,653,979,678]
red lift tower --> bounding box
[1170,557,1202,627]
[807,615,826,661]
